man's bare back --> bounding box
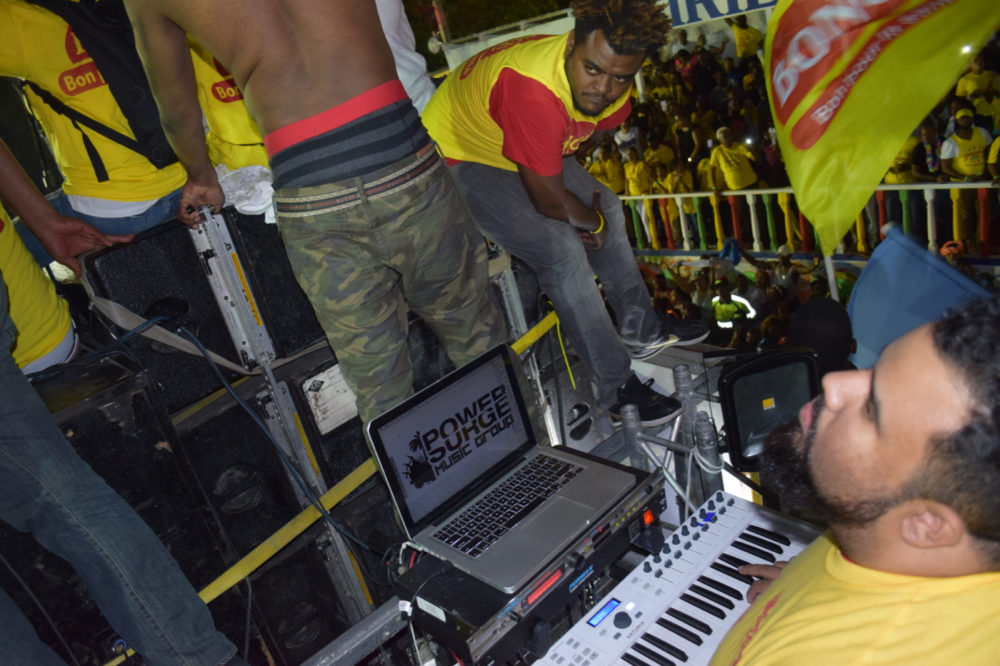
[126,0,397,136]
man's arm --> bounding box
[516,165,606,249]
[125,2,221,226]
[0,140,132,276]
[940,157,962,181]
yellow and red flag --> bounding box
[765,0,996,255]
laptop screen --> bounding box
[367,345,536,533]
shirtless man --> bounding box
[124,0,505,423]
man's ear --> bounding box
[900,501,965,549]
[565,31,576,58]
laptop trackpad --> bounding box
[521,497,593,539]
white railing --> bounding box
[619,181,996,257]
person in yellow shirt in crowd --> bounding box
[624,146,657,248]
[691,96,717,141]
[588,145,626,195]
[653,160,696,249]
[712,297,1000,665]
[955,53,998,101]
[643,133,675,171]
[883,132,921,232]
[710,126,758,191]
[941,108,992,247]
[972,88,1000,135]
[989,135,1000,186]
[725,14,763,62]
[710,126,760,241]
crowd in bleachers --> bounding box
[581,20,1000,254]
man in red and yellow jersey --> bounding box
[423,0,707,428]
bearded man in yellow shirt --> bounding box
[712,297,1000,665]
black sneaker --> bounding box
[626,316,709,359]
[609,374,683,428]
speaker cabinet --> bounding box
[219,209,326,358]
[83,220,244,413]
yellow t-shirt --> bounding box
[710,143,757,190]
[0,1,186,201]
[711,532,1000,665]
[973,95,1000,133]
[423,33,630,174]
[624,160,652,195]
[666,170,696,211]
[955,70,998,99]
[0,210,72,368]
[602,158,626,194]
[945,129,989,177]
[190,40,268,170]
[883,135,920,184]
[989,135,1000,166]
[732,24,763,59]
[644,144,676,169]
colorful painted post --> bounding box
[763,193,778,251]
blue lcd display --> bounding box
[587,598,621,627]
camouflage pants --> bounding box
[274,147,506,424]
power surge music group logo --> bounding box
[402,386,514,488]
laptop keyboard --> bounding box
[432,454,583,558]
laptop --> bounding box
[367,344,636,593]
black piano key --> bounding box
[656,618,703,646]
[711,561,754,585]
[697,575,742,600]
[740,531,784,554]
[633,642,677,666]
[680,593,726,619]
[718,553,752,569]
[622,653,652,666]
[642,632,688,662]
[665,608,713,635]
[732,539,777,562]
[689,583,736,610]
[746,523,792,546]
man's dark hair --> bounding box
[571,0,672,57]
[916,297,1000,565]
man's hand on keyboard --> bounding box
[740,560,789,603]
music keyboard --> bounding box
[537,491,820,666]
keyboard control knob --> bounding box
[643,561,652,573]
[613,612,632,629]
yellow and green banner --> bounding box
[765,0,996,254]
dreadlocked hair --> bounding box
[571,0,672,57]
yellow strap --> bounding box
[199,458,377,603]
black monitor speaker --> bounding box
[718,349,821,472]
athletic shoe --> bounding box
[608,374,683,428]
[626,316,710,359]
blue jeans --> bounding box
[15,188,181,267]
[0,271,235,665]
[451,157,660,407]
